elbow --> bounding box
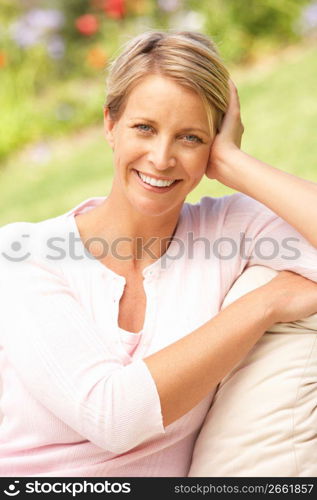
[78,373,162,455]
[82,417,150,455]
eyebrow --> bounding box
[129,117,210,136]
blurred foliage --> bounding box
[0,0,316,163]
[191,0,312,62]
[0,43,316,225]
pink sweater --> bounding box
[0,194,316,477]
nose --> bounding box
[147,136,176,171]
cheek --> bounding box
[180,150,210,191]
[189,149,210,177]
[113,142,142,170]
[118,137,147,163]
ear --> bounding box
[103,107,116,149]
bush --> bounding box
[192,0,311,63]
[0,0,314,163]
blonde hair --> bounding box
[105,30,230,136]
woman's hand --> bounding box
[259,271,317,325]
[205,80,244,185]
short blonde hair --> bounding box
[105,30,230,136]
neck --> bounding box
[76,191,183,274]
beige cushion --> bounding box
[189,265,317,477]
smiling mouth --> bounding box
[134,169,181,187]
[132,169,182,192]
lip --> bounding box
[135,170,180,182]
[132,169,181,193]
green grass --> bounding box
[0,70,105,163]
[0,43,316,226]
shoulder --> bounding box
[184,193,276,225]
[182,194,280,242]
[0,215,70,274]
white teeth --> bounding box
[138,171,175,187]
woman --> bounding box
[0,30,317,477]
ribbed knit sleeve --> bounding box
[197,194,317,303]
[0,223,165,455]
[221,193,317,282]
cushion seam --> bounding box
[291,335,317,476]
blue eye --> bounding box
[135,124,153,133]
[183,134,203,143]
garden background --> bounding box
[0,0,316,225]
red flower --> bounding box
[75,14,99,36]
[0,51,6,68]
[104,0,125,19]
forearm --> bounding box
[217,149,317,248]
[144,287,274,427]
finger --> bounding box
[227,79,241,112]
[219,80,242,135]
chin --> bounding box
[130,194,178,218]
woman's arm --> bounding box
[206,81,317,249]
[1,227,317,450]
[146,284,272,427]
[145,270,317,427]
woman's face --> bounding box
[104,74,214,218]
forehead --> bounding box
[123,74,208,124]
